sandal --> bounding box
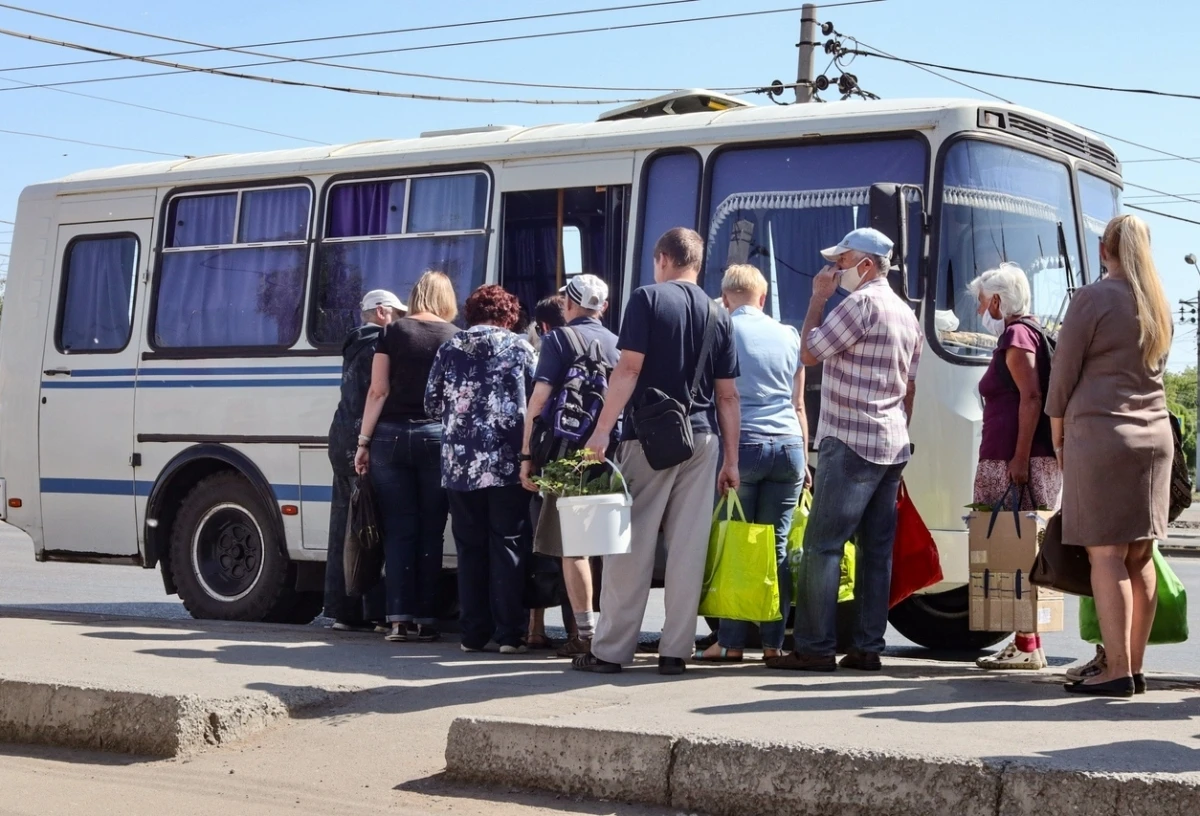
[692,646,744,663]
[525,633,556,651]
[571,652,622,673]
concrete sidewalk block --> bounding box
[445,716,674,805]
[673,737,1000,816]
[0,678,330,757]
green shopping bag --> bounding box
[698,492,782,622]
[1079,544,1188,645]
[787,489,855,604]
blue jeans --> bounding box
[369,421,448,625]
[718,433,806,651]
[794,437,905,657]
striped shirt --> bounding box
[807,278,923,465]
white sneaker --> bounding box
[1065,645,1106,680]
[976,641,1047,670]
[499,644,528,655]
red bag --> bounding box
[889,481,943,608]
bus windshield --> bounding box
[934,140,1082,361]
[701,137,927,327]
[1080,171,1122,280]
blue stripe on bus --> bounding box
[41,478,154,496]
[43,378,340,389]
[69,365,340,377]
[41,477,333,502]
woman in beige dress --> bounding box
[1045,214,1173,698]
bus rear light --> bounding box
[8,498,20,508]
[281,504,299,516]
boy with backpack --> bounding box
[519,274,620,657]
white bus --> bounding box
[0,91,1121,648]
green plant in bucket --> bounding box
[531,450,625,498]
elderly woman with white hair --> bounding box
[967,262,1059,670]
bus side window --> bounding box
[636,151,701,290]
[154,186,311,350]
[58,234,140,353]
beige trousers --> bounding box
[591,433,720,663]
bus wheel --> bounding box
[887,587,1009,652]
[170,472,289,621]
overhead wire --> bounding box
[0,127,186,157]
[0,74,325,144]
[0,4,887,96]
[0,0,706,72]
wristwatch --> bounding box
[517,453,533,462]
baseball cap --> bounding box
[559,274,609,310]
[360,289,407,313]
[820,227,894,262]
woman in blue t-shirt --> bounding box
[694,264,809,663]
[967,262,1059,671]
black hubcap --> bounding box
[194,506,262,600]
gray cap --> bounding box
[820,227,894,261]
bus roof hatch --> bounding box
[596,89,752,122]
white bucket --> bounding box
[556,461,632,557]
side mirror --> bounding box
[869,183,927,304]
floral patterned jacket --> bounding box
[425,325,536,492]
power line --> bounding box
[842,36,1011,102]
[847,48,1200,103]
[1124,156,1200,164]
[0,127,185,157]
[0,26,643,104]
[0,74,325,144]
[0,219,13,225]
[1125,203,1200,227]
[0,4,887,95]
[0,0,705,73]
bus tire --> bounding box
[169,472,289,621]
[887,587,1009,652]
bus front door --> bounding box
[38,219,151,559]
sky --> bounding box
[2,0,1200,367]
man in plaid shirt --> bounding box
[767,228,922,674]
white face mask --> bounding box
[981,313,1006,336]
[838,258,869,293]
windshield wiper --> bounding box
[1048,220,1076,336]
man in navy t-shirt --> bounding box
[577,228,741,677]
[519,274,620,658]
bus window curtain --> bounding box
[60,236,136,352]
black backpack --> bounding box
[530,327,613,468]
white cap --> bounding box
[560,274,609,310]
[361,289,407,313]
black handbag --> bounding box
[522,553,568,610]
[343,476,383,597]
[1168,413,1192,523]
[630,298,718,471]
[1029,511,1093,597]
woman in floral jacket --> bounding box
[426,284,536,654]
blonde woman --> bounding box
[1047,214,1173,698]
[356,271,460,644]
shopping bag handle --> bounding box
[711,490,747,524]
[987,480,1032,539]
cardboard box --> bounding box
[966,509,1064,633]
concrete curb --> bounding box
[445,716,1200,816]
[0,678,332,758]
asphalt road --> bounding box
[2,523,1198,674]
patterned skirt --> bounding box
[973,458,1062,510]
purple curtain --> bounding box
[60,236,137,352]
[313,235,487,343]
[327,181,405,238]
[638,152,701,289]
[170,193,236,247]
[239,187,311,242]
[155,246,306,347]
[407,174,488,232]
[502,224,559,317]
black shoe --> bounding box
[572,653,622,673]
[839,651,882,672]
[765,652,838,672]
[1134,673,1147,695]
[415,624,440,643]
[658,657,687,676]
[1063,677,1135,698]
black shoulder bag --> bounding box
[630,298,719,471]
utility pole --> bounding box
[1187,254,1200,424]
[795,3,818,103]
